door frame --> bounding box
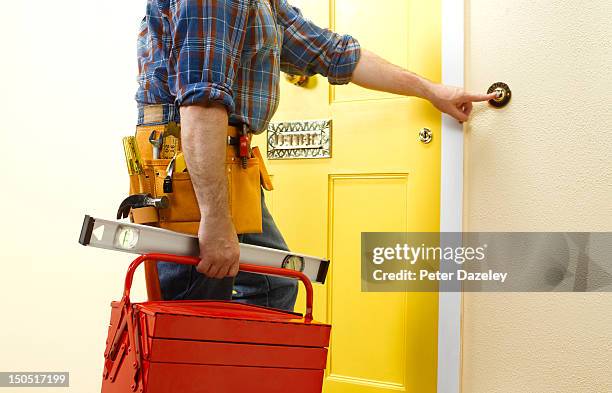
[438,0,464,392]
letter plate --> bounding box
[267,119,331,159]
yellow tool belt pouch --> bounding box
[226,155,262,234]
[125,122,268,235]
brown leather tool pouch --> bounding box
[129,206,158,224]
[227,156,262,234]
[252,146,273,191]
[127,124,267,235]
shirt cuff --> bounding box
[175,82,235,112]
[327,35,361,85]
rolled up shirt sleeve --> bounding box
[278,0,361,85]
[166,0,250,111]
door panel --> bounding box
[332,0,411,102]
[327,175,409,387]
[252,1,441,392]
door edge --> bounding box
[438,0,464,392]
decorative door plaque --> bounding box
[266,119,331,159]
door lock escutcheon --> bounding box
[418,128,433,144]
[487,82,512,108]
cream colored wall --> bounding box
[463,1,612,392]
[0,2,147,392]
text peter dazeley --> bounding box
[372,269,508,283]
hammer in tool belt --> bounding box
[117,194,170,219]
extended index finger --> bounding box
[465,92,498,102]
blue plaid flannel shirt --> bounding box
[136,0,361,133]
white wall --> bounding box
[0,2,148,391]
[463,0,612,392]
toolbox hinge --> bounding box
[127,309,144,392]
[103,297,144,392]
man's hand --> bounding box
[197,214,240,278]
[180,103,240,279]
[351,49,496,122]
[424,83,497,123]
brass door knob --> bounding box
[487,82,511,108]
[285,73,309,86]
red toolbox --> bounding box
[101,253,331,393]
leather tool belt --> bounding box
[126,118,273,235]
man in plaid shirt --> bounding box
[136,0,495,311]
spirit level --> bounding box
[79,215,329,284]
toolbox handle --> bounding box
[123,253,314,321]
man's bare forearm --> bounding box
[180,103,239,279]
[180,104,230,219]
[351,49,433,100]
[350,48,496,122]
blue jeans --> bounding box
[157,191,298,311]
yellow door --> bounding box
[252,1,441,392]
